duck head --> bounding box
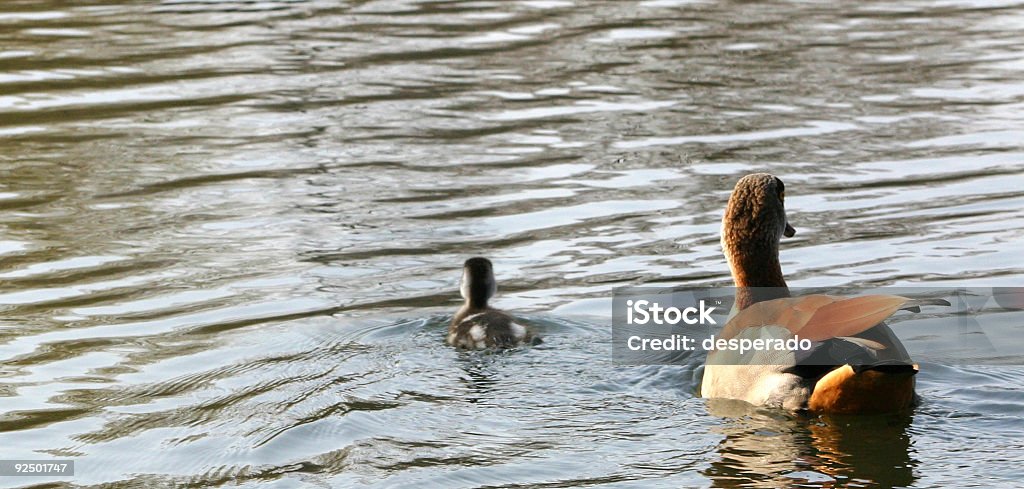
[722,173,795,307]
[460,257,497,309]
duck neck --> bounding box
[727,246,790,310]
[452,300,487,328]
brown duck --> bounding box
[447,257,535,349]
[700,173,948,413]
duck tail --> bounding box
[898,298,951,313]
[850,362,918,375]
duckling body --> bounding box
[701,173,947,413]
[447,258,534,350]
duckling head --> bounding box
[722,173,795,291]
[460,257,497,309]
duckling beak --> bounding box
[784,222,796,238]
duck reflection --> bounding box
[703,399,916,488]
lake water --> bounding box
[1,0,1023,487]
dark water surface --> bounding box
[1,0,1023,487]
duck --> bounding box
[700,173,948,413]
[447,257,536,350]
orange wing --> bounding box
[720,294,947,341]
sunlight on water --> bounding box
[0,0,1022,487]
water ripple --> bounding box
[0,0,1023,487]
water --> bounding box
[1,0,1023,487]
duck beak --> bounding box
[784,222,796,238]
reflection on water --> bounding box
[705,400,915,488]
[1,0,1023,487]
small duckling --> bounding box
[447,257,535,349]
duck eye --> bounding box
[779,190,785,202]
